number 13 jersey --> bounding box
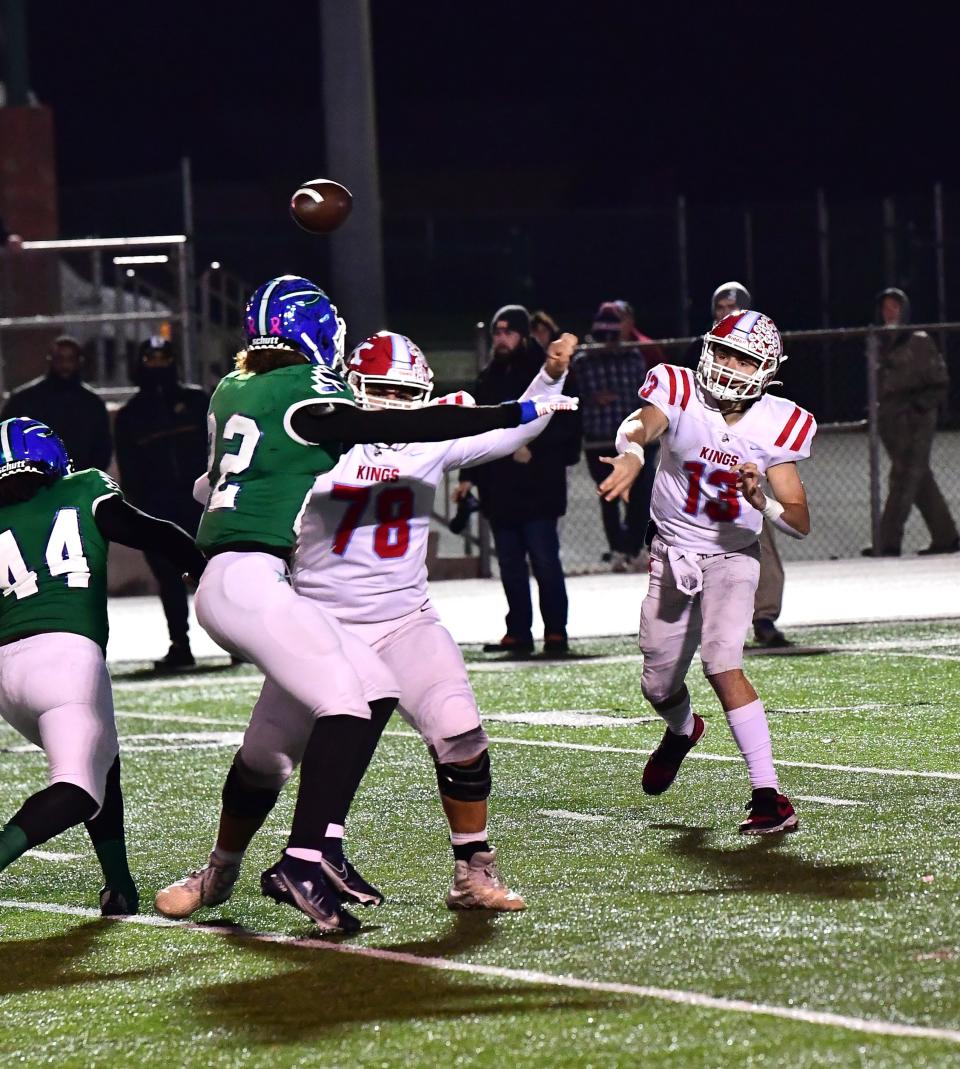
[639,364,816,554]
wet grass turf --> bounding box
[1,617,959,1067]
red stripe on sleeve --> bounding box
[679,368,691,409]
[790,412,814,452]
[774,406,801,447]
[665,365,677,406]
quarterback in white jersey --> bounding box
[259,329,577,910]
[599,310,815,834]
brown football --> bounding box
[289,178,353,234]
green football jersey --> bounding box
[197,362,355,553]
[0,468,120,652]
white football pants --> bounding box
[0,632,118,809]
[196,551,398,721]
[238,601,485,788]
[640,536,761,703]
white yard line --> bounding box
[115,710,243,727]
[484,711,660,727]
[0,897,958,1045]
[384,730,960,782]
[538,809,611,823]
[24,850,84,861]
[793,796,865,808]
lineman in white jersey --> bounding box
[598,310,815,833]
[256,329,577,909]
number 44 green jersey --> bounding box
[0,469,120,651]
[197,363,354,554]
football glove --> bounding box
[517,395,579,424]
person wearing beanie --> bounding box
[863,288,958,557]
[1,336,112,471]
[454,305,581,656]
[114,337,210,670]
[567,299,662,572]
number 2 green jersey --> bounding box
[0,468,120,651]
[196,363,355,554]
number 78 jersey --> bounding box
[639,364,816,554]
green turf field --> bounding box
[1,618,959,1068]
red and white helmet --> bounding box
[697,310,785,402]
[345,331,434,410]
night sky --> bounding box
[20,2,960,338]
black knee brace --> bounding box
[434,750,491,803]
[221,756,282,820]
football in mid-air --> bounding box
[289,178,353,234]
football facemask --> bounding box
[697,310,785,402]
[345,331,434,410]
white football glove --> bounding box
[528,394,579,417]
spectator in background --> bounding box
[864,287,958,557]
[567,300,660,571]
[454,305,581,656]
[115,337,209,670]
[530,310,560,350]
[1,335,111,471]
[682,281,753,367]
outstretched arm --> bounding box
[289,396,573,446]
[94,495,207,579]
[596,405,669,503]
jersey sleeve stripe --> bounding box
[790,412,814,451]
[665,365,678,405]
[774,405,802,447]
[679,367,692,410]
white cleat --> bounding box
[154,853,240,919]
[446,848,526,912]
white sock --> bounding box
[655,691,695,737]
[725,699,778,790]
[211,845,244,865]
[285,847,324,863]
[450,828,488,846]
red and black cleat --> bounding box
[738,788,799,835]
[641,714,707,795]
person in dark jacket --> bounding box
[864,288,958,556]
[454,305,581,656]
[114,337,209,670]
[1,335,112,471]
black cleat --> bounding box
[739,787,799,835]
[320,855,384,907]
[642,714,707,795]
[99,883,139,917]
[261,854,360,933]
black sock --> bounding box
[453,839,491,862]
[10,782,97,848]
[84,756,135,891]
[288,698,397,851]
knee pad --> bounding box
[434,749,491,803]
[222,753,283,819]
[648,684,689,714]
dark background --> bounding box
[25,2,960,347]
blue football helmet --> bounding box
[244,275,346,368]
[0,418,71,482]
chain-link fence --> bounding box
[432,324,960,571]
